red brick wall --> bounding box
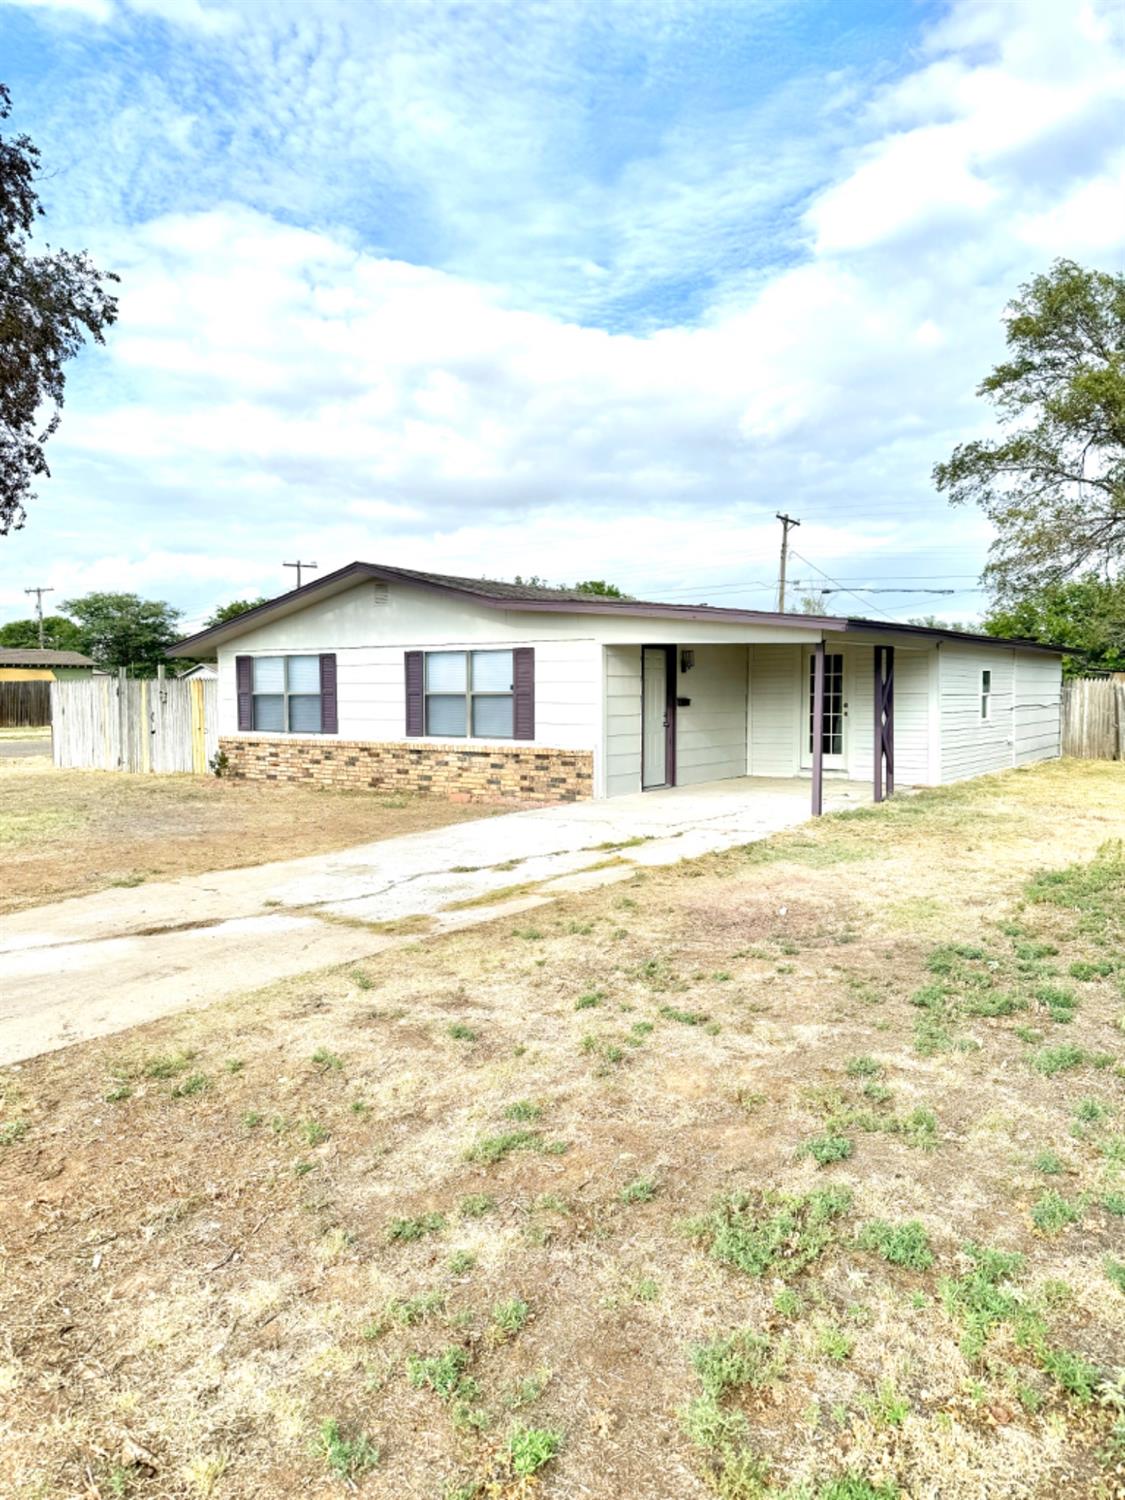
[218,736,594,804]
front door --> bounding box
[642,646,674,789]
[802,650,847,770]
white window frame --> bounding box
[252,655,323,734]
[980,668,992,721]
[423,649,514,739]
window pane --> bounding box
[289,694,322,733]
[253,694,284,731]
[982,670,991,692]
[472,694,513,738]
[471,650,514,692]
[426,652,466,692]
[287,655,321,693]
[253,656,284,692]
[426,694,467,736]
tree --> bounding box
[204,596,270,628]
[934,260,1125,597]
[0,613,84,652]
[984,575,1125,677]
[63,592,182,675]
[574,579,629,598]
[1,85,118,536]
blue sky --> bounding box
[1,0,1123,631]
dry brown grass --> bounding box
[2,759,1125,1500]
[0,758,503,913]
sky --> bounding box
[1,0,1123,634]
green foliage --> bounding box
[691,1331,785,1398]
[0,1119,28,1146]
[61,592,182,675]
[407,1346,471,1401]
[687,1186,852,1280]
[459,1193,496,1218]
[507,1425,562,1476]
[857,1220,934,1270]
[984,577,1125,676]
[464,1129,541,1164]
[315,1418,379,1479]
[1031,1043,1087,1076]
[447,1022,478,1041]
[203,597,270,629]
[933,259,1125,595]
[0,84,118,535]
[0,614,84,652]
[386,1212,445,1243]
[620,1176,658,1204]
[1105,1258,1125,1295]
[1030,1190,1082,1234]
[1027,841,1125,943]
[491,1298,531,1337]
[502,1099,541,1121]
[799,1133,854,1166]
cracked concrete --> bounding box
[0,777,872,1065]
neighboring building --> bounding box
[0,648,98,681]
[167,562,1065,809]
[177,662,218,681]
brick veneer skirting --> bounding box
[218,736,594,804]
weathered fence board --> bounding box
[0,680,51,728]
[51,676,217,773]
[1060,677,1125,760]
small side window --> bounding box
[980,669,992,720]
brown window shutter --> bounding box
[236,655,253,730]
[405,651,424,736]
[513,647,535,740]
[320,654,338,733]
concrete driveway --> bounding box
[0,777,871,1065]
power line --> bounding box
[786,548,897,620]
[775,513,800,612]
[24,586,54,649]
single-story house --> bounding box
[167,562,1064,811]
[0,647,98,681]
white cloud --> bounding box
[4,0,1123,632]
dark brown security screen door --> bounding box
[804,651,846,769]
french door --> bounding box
[801,650,847,770]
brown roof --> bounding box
[0,647,96,667]
[167,560,1065,657]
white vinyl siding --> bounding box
[939,645,1015,782]
[747,645,800,776]
[604,644,642,797]
[674,645,748,787]
[1013,652,1063,765]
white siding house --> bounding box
[170,562,1064,809]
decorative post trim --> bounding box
[811,640,825,816]
[874,645,895,802]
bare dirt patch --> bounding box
[0,758,504,913]
[2,760,1125,1500]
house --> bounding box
[167,562,1064,811]
[177,662,218,681]
[0,648,98,681]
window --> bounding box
[253,655,323,732]
[424,649,514,738]
[808,652,845,756]
[980,668,992,721]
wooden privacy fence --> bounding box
[51,675,217,773]
[1061,677,1125,760]
[0,680,51,728]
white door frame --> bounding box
[800,647,848,771]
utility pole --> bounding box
[24,586,54,648]
[283,561,318,591]
[775,514,800,612]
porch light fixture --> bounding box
[680,649,694,673]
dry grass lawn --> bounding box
[0,758,501,913]
[2,759,1125,1500]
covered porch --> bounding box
[602,633,926,811]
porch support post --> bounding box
[874,645,895,802]
[811,639,825,816]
